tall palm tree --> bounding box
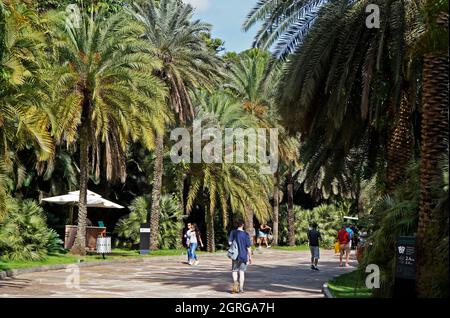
[415,0,448,297]
[225,48,299,245]
[46,8,168,255]
[0,1,53,218]
[128,0,222,250]
[225,48,274,236]
[186,90,273,252]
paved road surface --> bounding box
[0,249,357,298]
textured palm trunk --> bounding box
[206,207,215,252]
[417,52,449,297]
[149,134,164,250]
[287,167,296,246]
[71,121,89,256]
[244,205,254,238]
[176,175,186,249]
[386,92,414,192]
[272,171,280,246]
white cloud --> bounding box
[183,0,211,12]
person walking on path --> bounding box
[257,224,272,249]
[229,219,253,294]
[184,222,192,264]
[307,222,321,271]
[338,225,351,267]
[186,223,204,266]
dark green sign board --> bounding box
[395,236,416,280]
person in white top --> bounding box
[185,223,204,265]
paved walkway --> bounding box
[0,249,357,298]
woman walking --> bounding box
[186,223,204,266]
[257,224,272,249]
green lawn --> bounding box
[0,248,188,272]
[327,271,373,298]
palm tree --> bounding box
[224,48,274,236]
[186,90,273,252]
[225,48,300,245]
[0,1,53,218]
[46,9,168,255]
[415,0,448,297]
[128,0,222,250]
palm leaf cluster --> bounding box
[128,0,222,123]
[44,9,169,182]
[243,0,328,59]
[247,0,423,198]
[0,1,53,217]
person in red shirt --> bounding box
[337,225,350,267]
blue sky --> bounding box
[184,0,259,53]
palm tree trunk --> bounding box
[417,52,449,297]
[176,174,186,249]
[272,170,280,246]
[244,205,254,238]
[71,121,89,256]
[149,134,164,250]
[206,207,215,252]
[287,165,296,246]
[386,92,414,192]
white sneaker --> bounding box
[194,260,199,266]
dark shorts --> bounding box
[309,246,320,259]
[232,259,248,272]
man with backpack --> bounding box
[228,219,253,294]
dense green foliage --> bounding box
[279,203,350,248]
[0,197,63,261]
[114,195,182,249]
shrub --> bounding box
[46,228,66,254]
[114,195,183,249]
[279,202,349,248]
[0,197,62,261]
[114,196,148,247]
[360,161,420,297]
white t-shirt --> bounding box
[186,230,198,244]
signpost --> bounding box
[394,236,416,297]
[140,223,151,254]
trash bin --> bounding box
[140,223,150,254]
[96,236,111,259]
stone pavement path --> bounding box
[0,249,357,298]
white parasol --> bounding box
[41,190,124,209]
